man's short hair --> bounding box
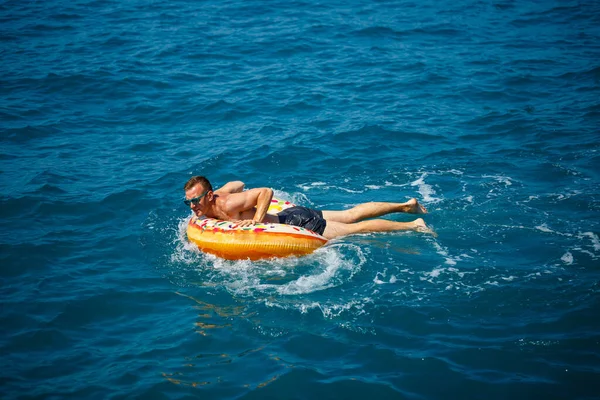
[184,176,213,192]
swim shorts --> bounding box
[277,206,327,235]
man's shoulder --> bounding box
[214,191,240,208]
[215,181,245,194]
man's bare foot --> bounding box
[406,198,427,214]
[413,218,437,237]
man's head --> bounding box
[184,176,214,216]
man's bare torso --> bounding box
[210,191,278,223]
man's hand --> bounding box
[236,220,258,227]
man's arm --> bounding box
[215,181,245,194]
[223,188,273,225]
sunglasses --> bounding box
[184,190,208,206]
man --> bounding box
[183,176,434,240]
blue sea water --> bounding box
[1,0,600,398]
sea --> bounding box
[1,0,599,399]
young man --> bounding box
[183,176,434,240]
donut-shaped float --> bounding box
[186,199,328,260]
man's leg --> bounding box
[322,218,435,240]
[321,199,427,224]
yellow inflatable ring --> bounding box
[186,198,328,260]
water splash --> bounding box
[170,215,367,300]
[410,172,442,203]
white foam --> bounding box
[170,214,203,265]
[519,195,539,204]
[483,174,514,186]
[277,253,344,295]
[561,251,574,265]
[581,232,600,252]
[433,241,461,266]
[555,190,582,201]
[578,249,596,258]
[335,186,364,193]
[524,272,541,278]
[384,181,410,188]
[295,182,364,194]
[198,243,368,299]
[373,269,398,284]
[265,297,371,319]
[533,224,575,237]
[410,172,441,203]
[428,268,443,278]
[535,224,554,233]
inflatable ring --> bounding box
[186,198,328,260]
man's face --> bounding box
[185,183,210,217]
